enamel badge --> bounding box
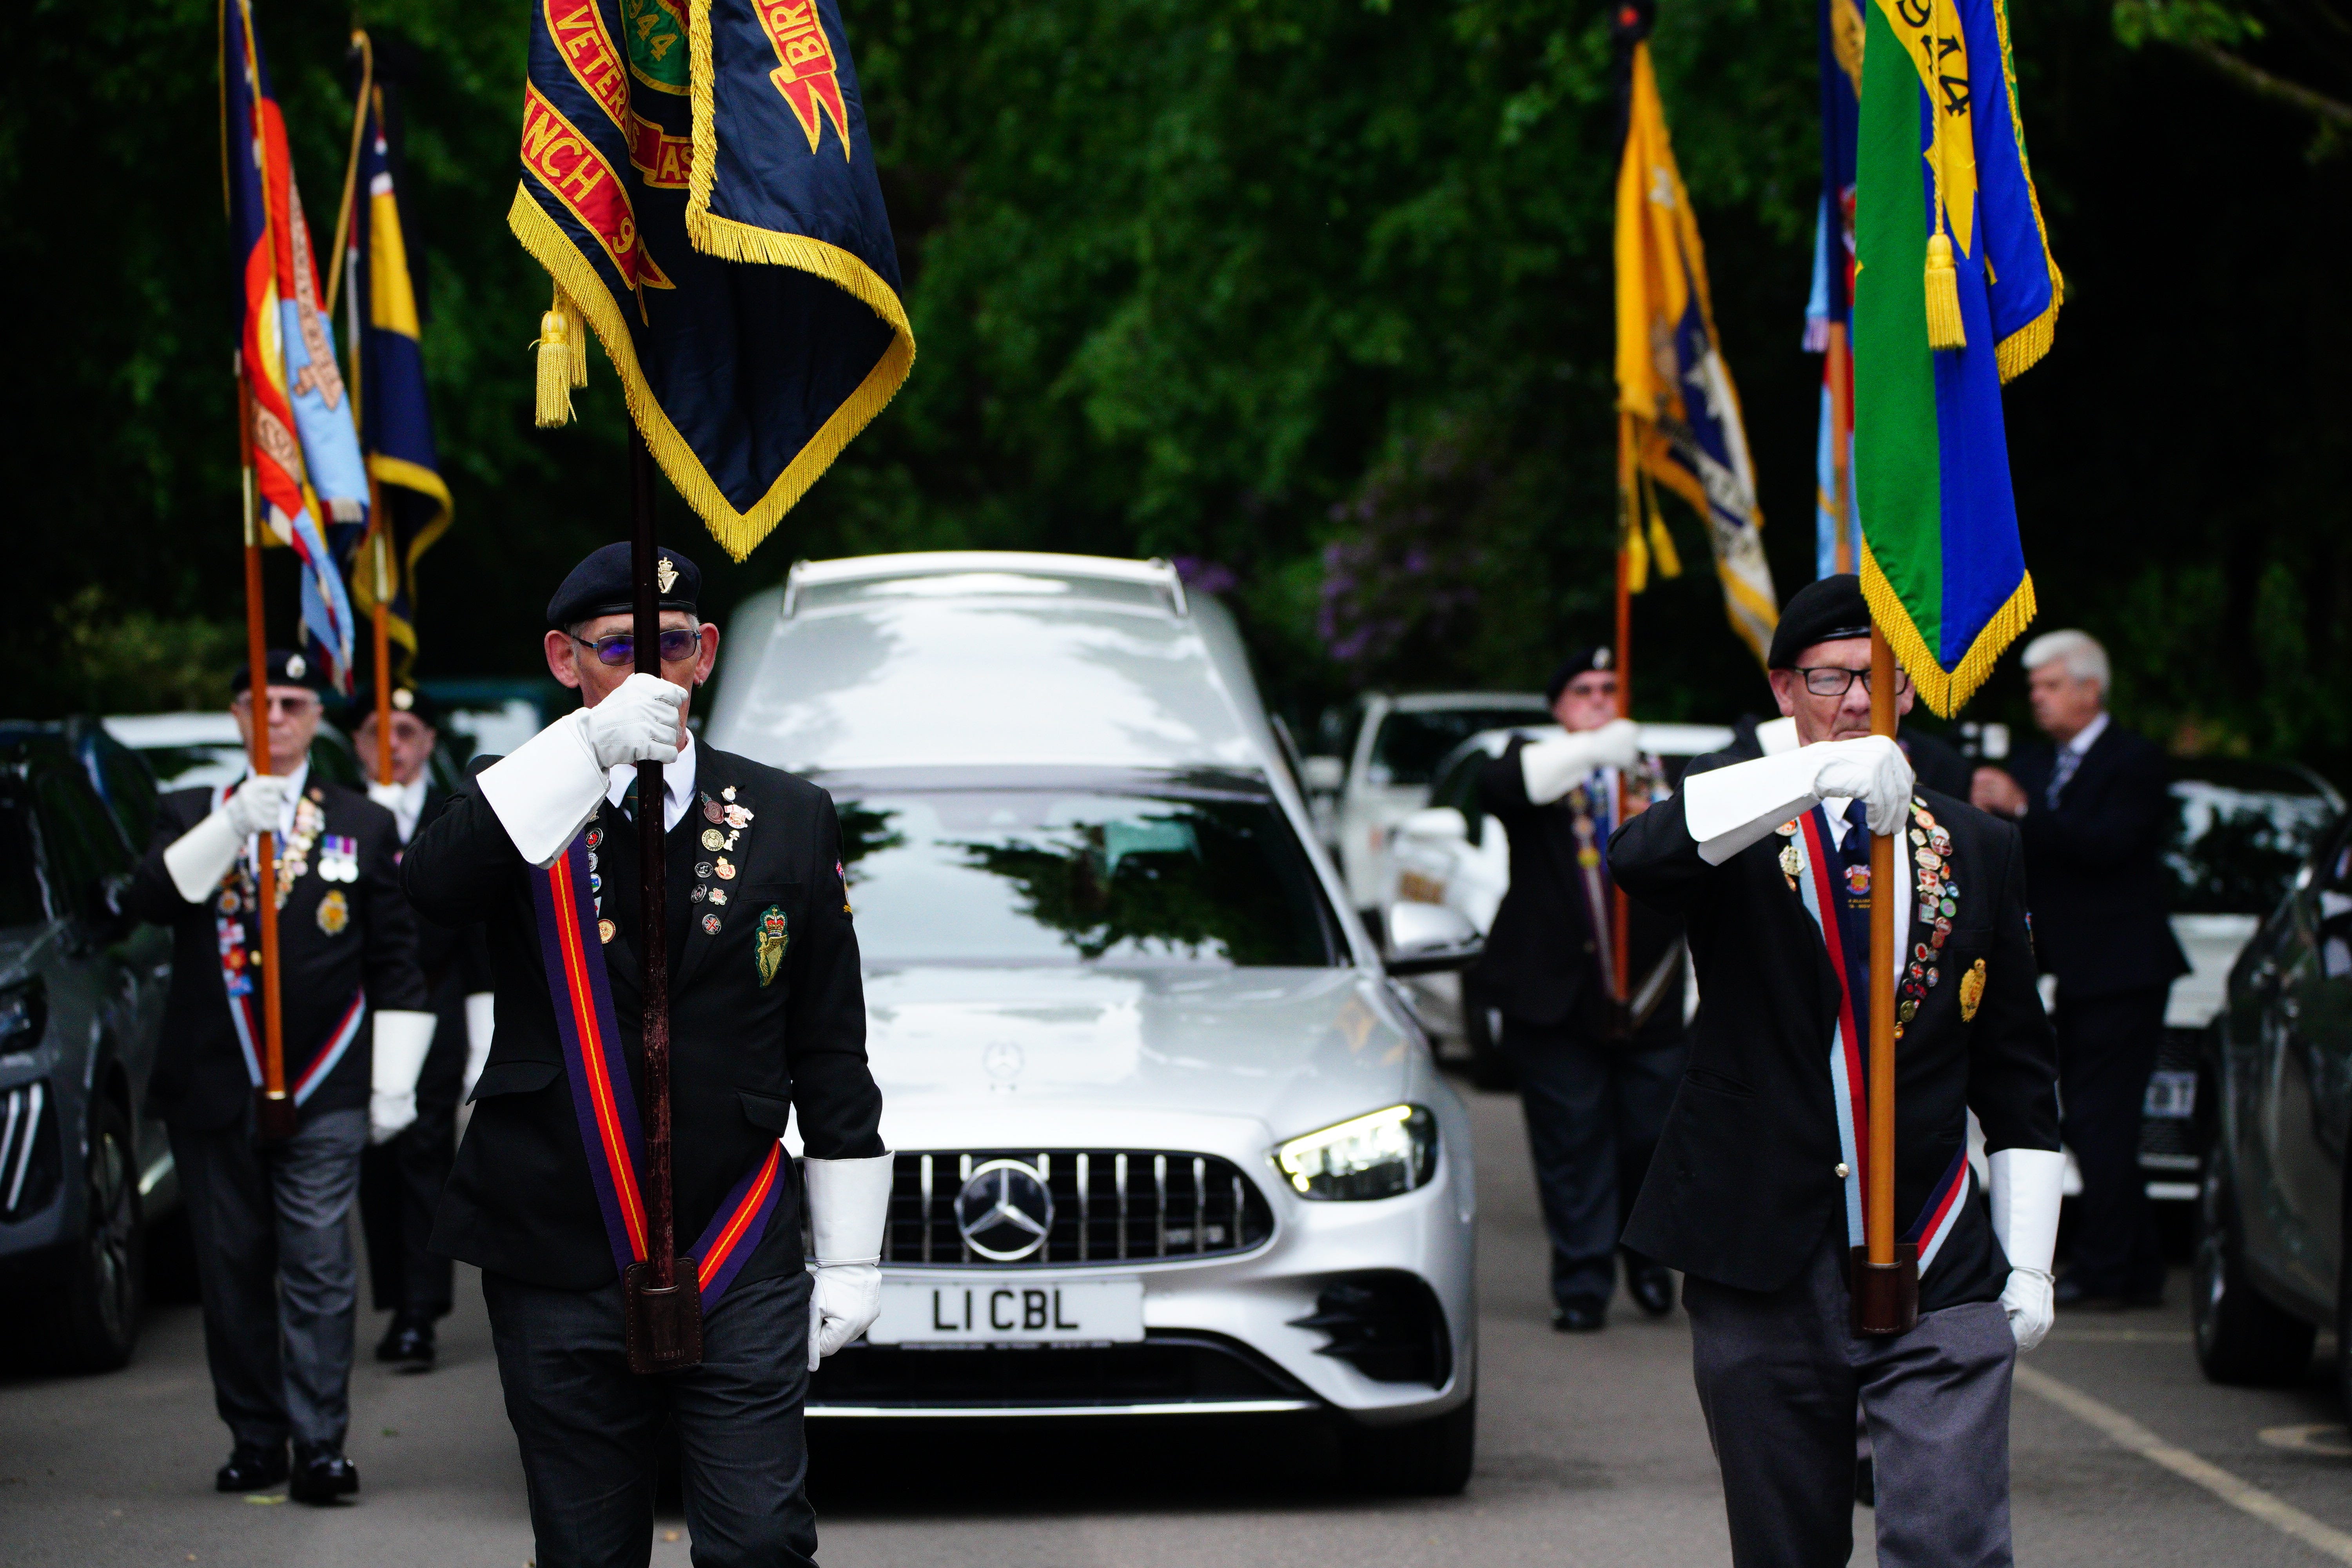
[755,904,788,987]
[1959,958,1988,1021]
[315,889,350,936]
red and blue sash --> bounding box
[1789,810,1969,1274]
[532,832,786,1305]
[214,907,366,1105]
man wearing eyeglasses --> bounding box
[1607,574,2062,1568]
[401,543,890,1568]
[1472,646,1687,1332]
[352,685,495,1370]
[121,649,434,1504]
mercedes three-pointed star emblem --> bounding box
[954,1159,1054,1261]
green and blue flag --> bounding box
[1853,0,2061,714]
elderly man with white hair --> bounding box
[1973,630,2187,1310]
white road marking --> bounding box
[2016,1364,2352,1565]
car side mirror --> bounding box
[1400,806,1468,842]
[1300,756,1346,793]
[1385,901,1483,976]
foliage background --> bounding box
[4,0,2346,773]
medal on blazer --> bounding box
[530,831,786,1315]
[315,888,350,936]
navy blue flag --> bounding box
[511,0,913,559]
[342,50,452,681]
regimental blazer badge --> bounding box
[755,905,788,987]
[315,888,350,937]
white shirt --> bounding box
[368,773,432,844]
[2060,709,2110,760]
[604,731,697,832]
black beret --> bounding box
[1767,573,1872,669]
[230,648,330,696]
[347,684,442,730]
[546,541,702,629]
[1544,645,1616,706]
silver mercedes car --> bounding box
[704,552,1479,1492]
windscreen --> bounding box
[1372,707,1544,786]
[831,786,1341,968]
[2167,776,2339,915]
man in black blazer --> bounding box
[1972,629,2187,1307]
[353,686,495,1368]
[1611,576,2062,1567]
[401,544,889,1568]
[1474,645,1686,1330]
[121,650,434,1503]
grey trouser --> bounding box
[1684,1234,2018,1568]
[483,1267,817,1568]
[169,1107,369,1453]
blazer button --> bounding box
[1835,1163,1850,1179]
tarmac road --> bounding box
[5,1078,2351,1567]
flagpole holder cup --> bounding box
[1850,1244,1920,1337]
[624,1259,704,1374]
[253,1089,298,1144]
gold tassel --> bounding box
[534,298,573,428]
[561,292,588,388]
[1924,232,1967,351]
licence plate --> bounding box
[868,1279,1144,1346]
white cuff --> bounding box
[463,992,495,1100]
[1989,1146,2064,1278]
[1683,750,1824,866]
[477,710,608,869]
[371,1010,438,1094]
[163,810,243,904]
[805,1152,894,1264]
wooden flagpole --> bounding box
[622,425,699,1371]
[1612,501,1633,1013]
[237,365,296,1142]
[1853,624,1916,1333]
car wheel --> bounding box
[1338,1394,1475,1497]
[2190,1149,2311,1386]
[1463,991,1514,1093]
[45,1097,143,1374]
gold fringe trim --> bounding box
[1859,537,2038,717]
[561,290,588,388]
[1994,299,2058,384]
[1989,0,2063,384]
[508,185,914,561]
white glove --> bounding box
[1990,1146,2064,1351]
[462,992,495,1101]
[1683,737,1916,865]
[1520,719,1642,806]
[805,1152,893,1371]
[225,773,294,837]
[368,1009,437,1145]
[585,673,688,771]
[1811,737,1915,835]
[366,779,406,810]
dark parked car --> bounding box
[0,725,174,1370]
[2194,805,2352,1412]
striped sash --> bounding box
[1788,811,1969,1274]
[213,908,366,1105]
[532,833,785,1305]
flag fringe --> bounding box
[508,186,914,563]
[1994,300,2058,384]
[562,292,588,388]
[1859,540,2037,717]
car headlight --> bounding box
[1274,1105,1436,1200]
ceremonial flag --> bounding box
[1806,0,1865,580]
[510,0,914,559]
[222,0,368,692]
[1852,0,2061,714]
[341,53,452,683]
[1612,2,1779,664]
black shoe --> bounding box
[1627,1261,1677,1318]
[287,1446,359,1506]
[216,1443,289,1493]
[375,1315,436,1367]
[1552,1297,1608,1333]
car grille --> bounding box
[884,1149,1276,1267]
[0,1080,59,1221]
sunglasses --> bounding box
[234,692,321,717]
[573,628,703,668]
